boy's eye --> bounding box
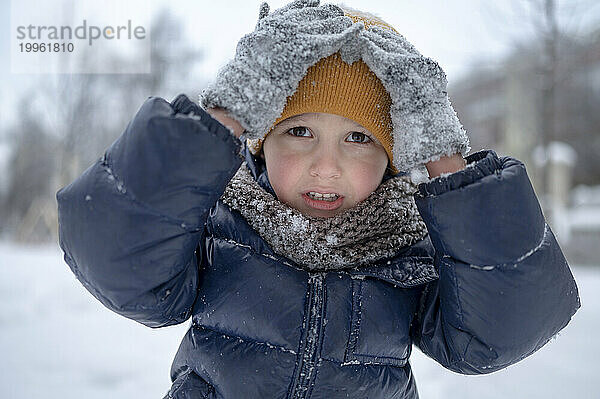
[287,126,311,137]
[346,132,372,144]
[284,127,372,144]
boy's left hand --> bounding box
[425,153,466,178]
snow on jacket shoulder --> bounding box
[56,94,581,399]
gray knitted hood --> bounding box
[200,0,470,172]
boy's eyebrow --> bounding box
[287,115,311,123]
[281,114,365,129]
[275,115,310,127]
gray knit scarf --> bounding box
[220,162,429,271]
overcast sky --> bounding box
[1,0,599,131]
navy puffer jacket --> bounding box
[56,94,581,399]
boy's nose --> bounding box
[309,146,342,179]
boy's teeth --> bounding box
[307,191,339,201]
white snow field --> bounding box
[0,241,595,399]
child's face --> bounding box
[261,112,389,218]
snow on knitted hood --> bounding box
[200,0,470,173]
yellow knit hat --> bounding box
[247,7,400,174]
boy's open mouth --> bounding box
[302,191,344,211]
[306,191,340,201]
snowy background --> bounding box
[0,241,594,399]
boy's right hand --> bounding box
[205,107,245,139]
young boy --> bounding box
[56,1,580,398]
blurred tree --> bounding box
[471,0,600,191]
[1,7,204,243]
[1,93,59,242]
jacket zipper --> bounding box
[288,273,326,399]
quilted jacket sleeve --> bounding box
[56,94,244,328]
[410,149,581,374]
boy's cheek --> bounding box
[266,157,303,198]
[354,173,383,202]
[351,158,388,188]
[265,148,304,177]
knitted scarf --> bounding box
[220,162,429,271]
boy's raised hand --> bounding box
[206,107,245,139]
[425,153,466,178]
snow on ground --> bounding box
[0,241,596,398]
